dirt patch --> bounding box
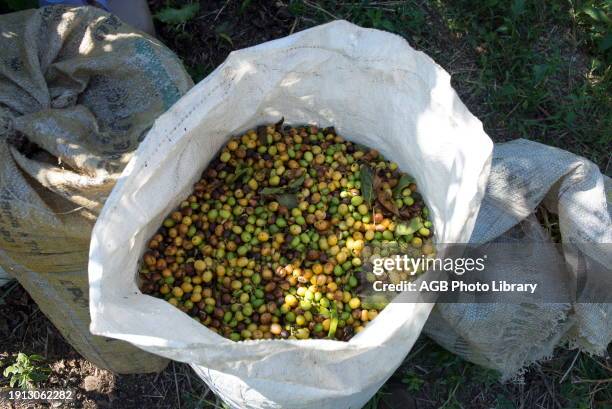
[2,282,611,408]
[0,284,212,409]
[148,0,298,81]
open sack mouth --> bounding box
[136,121,437,342]
[88,20,492,409]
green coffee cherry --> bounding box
[139,123,433,342]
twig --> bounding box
[583,348,612,373]
[289,17,299,35]
[214,0,230,22]
[44,327,49,358]
[337,1,408,5]
[538,368,562,409]
[559,350,580,384]
[173,361,181,409]
[439,381,461,409]
[590,383,606,407]
[573,377,612,384]
[414,397,437,404]
[405,339,430,361]
[196,387,212,408]
[537,105,552,118]
[504,101,522,119]
[0,280,19,302]
[303,0,339,20]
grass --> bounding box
[429,0,611,168]
[2,352,50,388]
[360,338,612,408]
[4,0,607,166]
[150,0,611,173]
[0,0,610,408]
[297,0,610,171]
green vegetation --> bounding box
[2,352,50,389]
[3,0,607,170]
[430,0,610,167]
[154,1,200,25]
[361,338,612,408]
[0,1,609,407]
[279,0,611,171]
[0,0,36,13]
[152,0,610,171]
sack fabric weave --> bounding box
[0,5,193,373]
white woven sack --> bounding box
[89,21,492,408]
[0,266,11,287]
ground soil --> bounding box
[0,1,610,408]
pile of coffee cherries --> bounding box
[139,123,434,341]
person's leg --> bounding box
[39,0,110,11]
[38,0,155,36]
[106,0,155,36]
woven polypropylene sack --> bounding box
[0,266,11,287]
[0,6,193,373]
[424,139,612,379]
[89,21,493,408]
